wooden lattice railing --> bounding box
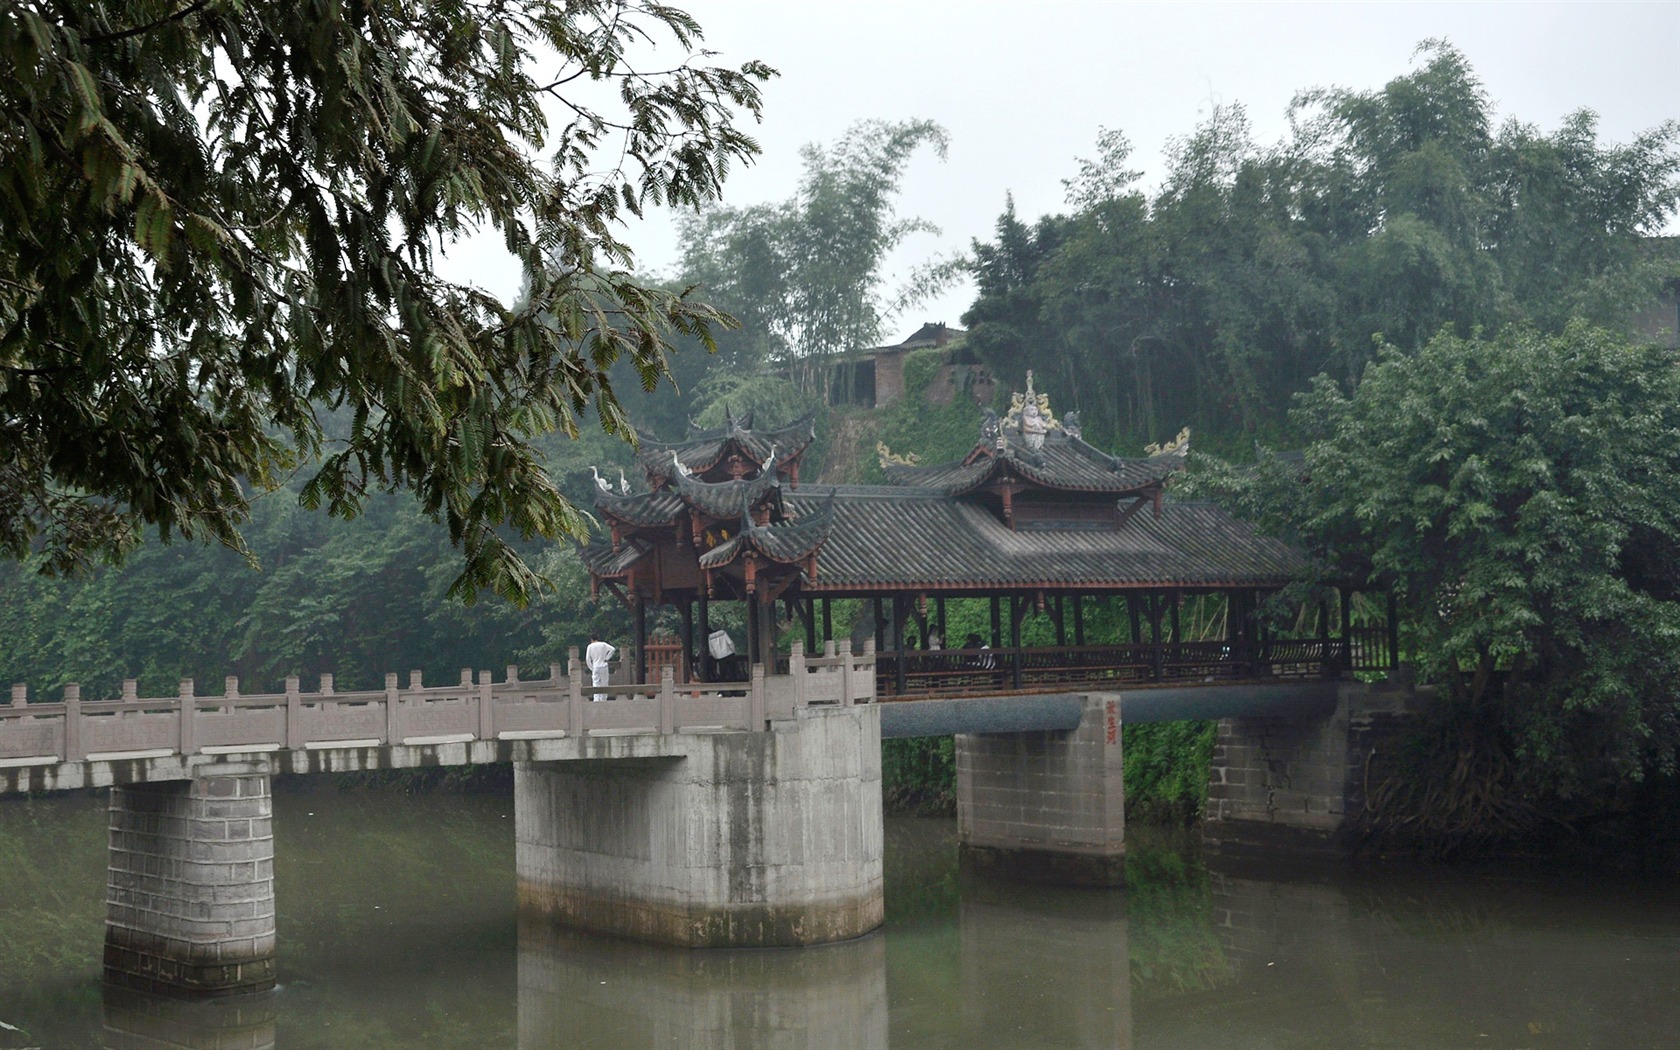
[873,639,1351,697]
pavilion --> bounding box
[582,375,1394,696]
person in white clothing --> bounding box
[585,635,616,695]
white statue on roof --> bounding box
[1003,369,1057,451]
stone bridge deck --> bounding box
[0,640,877,794]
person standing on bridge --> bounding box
[585,634,617,697]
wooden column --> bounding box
[680,599,694,683]
[1387,590,1401,670]
[1339,587,1354,675]
[1127,594,1142,646]
[634,597,648,683]
[935,597,947,649]
[1054,595,1067,647]
[990,596,1002,647]
[698,591,711,682]
[1073,593,1085,647]
[1009,596,1023,690]
[873,597,886,652]
[1169,590,1181,644]
[1149,593,1164,680]
[804,597,818,653]
[893,595,908,696]
[822,598,833,645]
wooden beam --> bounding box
[602,580,631,610]
[1115,495,1150,529]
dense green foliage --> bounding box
[1,0,770,600]
[962,42,1680,450]
[0,470,626,698]
[676,119,961,395]
[1204,323,1680,852]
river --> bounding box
[3,786,1679,1049]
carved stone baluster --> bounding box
[65,683,83,762]
[179,679,197,757]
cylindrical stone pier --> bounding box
[104,774,277,997]
[516,704,883,947]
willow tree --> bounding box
[0,1,772,600]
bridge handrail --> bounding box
[0,643,880,765]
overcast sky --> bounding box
[444,0,1680,342]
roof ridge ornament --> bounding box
[1002,369,1059,452]
[1144,427,1192,457]
[876,441,921,469]
[979,407,1003,450]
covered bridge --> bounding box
[582,375,1394,696]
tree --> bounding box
[961,42,1680,450]
[1209,323,1680,853]
[676,119,960,396]
[0,0,773,600]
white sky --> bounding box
[442,0,1680,340]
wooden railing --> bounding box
[874,639,1348,698]
[0,640,877,767]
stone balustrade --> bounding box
[0,639,876,775]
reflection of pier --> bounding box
[1149,865,1671,1048]
[958,882,1132,1049]
[101,986,276,1050]
[517,917,887,1050]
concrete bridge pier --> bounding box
[515,703,884,947]
[104,771,277,997]
[955,694,1126,886]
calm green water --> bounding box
[4,787,1680,1049]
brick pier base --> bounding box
[1203,680,1429,856]
[104,774,277,997]
[955,694,1126,885]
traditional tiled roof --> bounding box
[595,489,685,528]
[579,537,650,578]
[776,487,1305,591]
[635,411,816,477]
[670,455,783,519]
[590,396,1309,597]
[883,431,1182,496]
[698,496,836,571]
